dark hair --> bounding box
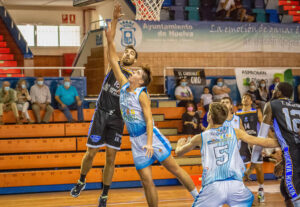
[277,82,293,98]
[204,86,210,90]
[243,93,253,101]
[209,102,228,125]
[185,101,196,111]
[125,45,138,59]
[141,64,152,87]
[221,96,233,104]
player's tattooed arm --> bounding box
[235,129,279,148]
[175,134,202,157]
[262,102,273,125]
[105,23,128,87]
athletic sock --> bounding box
[190,188,198,199]
[259,184,264,189]
[79,174,86,183]
[101,184,110,197]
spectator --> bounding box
[246,81,259,105]
[0,81,20,124]
[55,77,83,122]
[200,86,212,112]
[175,78,194,107]
[16,79,34,124]
[212,78,231,101]
[232,0,254,22]
[269,77,280,98]
[297,84,300,103]
[30,77,53,123]
[216,0,236,20]
[256,79,269,111]
[182,102,203,135]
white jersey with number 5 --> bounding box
[201,126,245,187]
[223,114,240,129]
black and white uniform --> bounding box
[236,108,263,164]
[86,65,131,150]
[271,98,300,202]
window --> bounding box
[17,25,35,46]
[37,26,59,46]
[59,26,80,46]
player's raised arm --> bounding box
[175,134,202,157]
[235,128,279,148]
[105,24,128,87]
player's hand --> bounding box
[177,138,187,147]
[105,23,113,43]
[142,145,154,158]
[113,3,124,20]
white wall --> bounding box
[6,6,83,55]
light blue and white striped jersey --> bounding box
[201,126,245,187]
[223,114,240,129]
[120,82,149,137]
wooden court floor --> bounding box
[0,180,285,207]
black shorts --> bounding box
[280,148,300,201]
[86,108,124,150]
[239,141,263,164]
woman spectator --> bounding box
[246,81,259,107]
[212,78,231,102]
[174,78,194,107]
[182,102,203,135]
[16,79,34,123]
[256,79,269,111]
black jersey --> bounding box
[236,108,259,136]
[271,99,300,146]
[271,98,300,201]
[96,64,131,118]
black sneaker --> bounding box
[98,195,108,207]
[70,180,86,198]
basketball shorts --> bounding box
[192,180,254,207]
[240,141,263,164]
[280,148,300,202]
[130,127,172,170]
[86,108,124,150]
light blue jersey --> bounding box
[223,114,240,129]
[201,126,245,187]
[120,82,171,170]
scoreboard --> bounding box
[73,0,104,7]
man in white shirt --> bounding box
[216,0,236,19]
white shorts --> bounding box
[130,127,172,170]
[192,180,254,207]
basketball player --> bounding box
[221,97,244,130]
[251,82,300,207]
[236,93,265,202]
[105,23,198,207]
[70,4,136,207]
[175,102,279,207]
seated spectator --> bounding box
[30,77,54,123]
[182,102,203,135]
[216,0,236,20]
[269,77,280,98]
[175,78,194,107]
[212,78,231,101]
[0,81,20,124]
[55,77,83,122]
[200,86,212,112]
[232,0,254,22]
[16,79,34,124]
[246,81,259,106]
[256,79,269,111]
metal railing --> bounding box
[0,67,85,77]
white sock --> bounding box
[190,188,198,199]
[259,184,264,189]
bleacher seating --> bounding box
[266,9,280,22]
[0,106,208,194]
[253,8,267,22]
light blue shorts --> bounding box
[192,180,254,207]
[130,127,172,170]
